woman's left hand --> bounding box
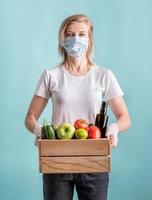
[105,123,119,148]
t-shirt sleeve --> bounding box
[104,70,124,101]
[34,69,51,99]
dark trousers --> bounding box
[43,172,109,200]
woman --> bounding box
[25,14,131,200]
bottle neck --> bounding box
[100,101,108,115]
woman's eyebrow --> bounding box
[79,31,87,33]
[66,31,87,33]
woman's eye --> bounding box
[79,33,86,37]
[65,33,87,37]
[66,33,73,37]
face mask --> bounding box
[63,36,89,58]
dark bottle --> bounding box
[95,101,109,138]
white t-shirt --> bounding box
[35,63,124,127]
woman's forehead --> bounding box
[66,21,89,32]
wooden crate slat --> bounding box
[40,156,110,173]
[38,139,110,157]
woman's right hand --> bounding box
[33,123,42,146]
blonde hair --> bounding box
[58,14,94,69]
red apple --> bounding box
[74,119,89,130]
[88,126,101,139]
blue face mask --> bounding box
[63,36,89,58]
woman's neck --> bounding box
[65,54,89,72]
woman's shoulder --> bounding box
[45,63,61,73]
[93,63,111,76]
[42,63,62,77]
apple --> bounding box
[75,128,88,139]
[74,119,89,130]
[88,126,101,139]
[56,123,75,139]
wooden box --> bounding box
[38,139,110,173]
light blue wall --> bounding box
[0,0,152,199]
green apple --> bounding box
[57,123,75,139]
[75,128,88,139]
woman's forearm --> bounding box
[25,95,48,133]
[25,113,37,133]
[108,96,131,133]
[116,114,131,133]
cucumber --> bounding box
[41,119,48,139]
[46,125,56,139]
[41,126,47,139]
[51,124,58,138]
[41,119,56,139]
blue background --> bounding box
[0,0,152,199]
